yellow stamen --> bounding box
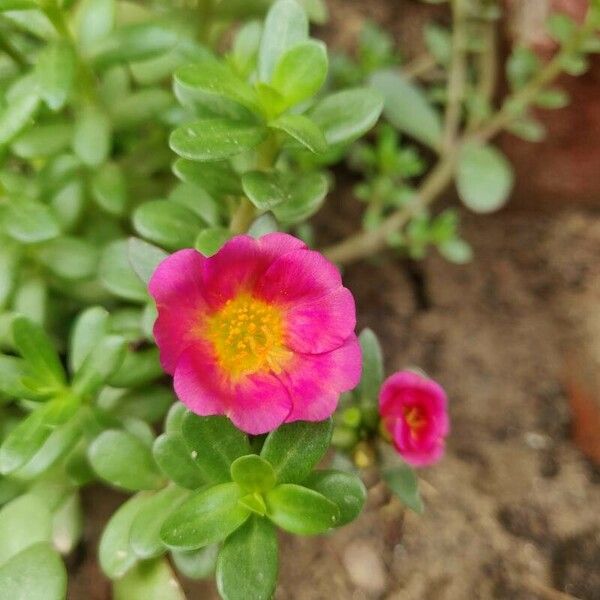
[403,406,427,439]
[202,293,291,380]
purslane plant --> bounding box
[0,0,597,598]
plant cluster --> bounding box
[0,0,598,598]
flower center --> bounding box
[403,406,427,438]
[204,293,290,380]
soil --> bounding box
[68,1,600,598]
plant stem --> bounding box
[230,198,256,234]
[442,0,468,153]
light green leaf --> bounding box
[269,113,327,153]
[0,91,39,146]
[36,237,99,281]
[36,41,75,111]
[113,558,185,600]
[161,483,250,550]
[370,70,442,150]
[5,200,61,244]
[77,0,115,52]
[12,123,73,158]
[153,433,206,490]
[272,40,327,107]
[69,306,109,373]
[170,118,267,162]
[0,543,66,600]
[309,87,383,146]
[456,143,514,213]
[173,158,242,198]
[52,492,83,555]
[91,162,128,216]
[194,227,232,257]
[260,419,332,484]
[100,240,149,302]
[216,517,278,600]
[272,172,328,224]
[128,237,168,285]
[230,455,276,493]
[357,328,383,401]
[169,182,220,226]
[88,430,163,491]
[172,545,218,580]
[383,464,424,513]
[73,104,111,167]
[265,484,339,534]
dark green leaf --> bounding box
[260,419,332,484]
[153,433,205,490]
[170,119,267,162]
[303,469,366,526]
[383,464,424,513]
[182,413,250,484]
[161,482,250,550]
[216,516,278,600]
[272,172,328,224]
[265,483,339,534]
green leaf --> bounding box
[36,40,75,111]
[169,182,220,225]
[216,516,278,600]
[383,464,424,513]
[108,347,163,388]
[0,0,37,9]
[456,143,514,213]
[370,70,442,150]
[241,171,285,210]
[73,104,111,167]
[309,88,383,146]
[0,242,19,309]
[260,419,332,484]
[271,40,327,107]
[77,0,115,53]
[170,119,267,162]
[88,430,163,491]
[303,469,366,526]
[107,386,174,424]
[0,543,66,600]
[0,494,52,564]
[172,545,218,579]
[111,89,173,130]
[535,88,569,109]
[175,59,260,114]
[0,355,31,399]
[36,237,99,281]
[547,12,577,43]
[130,486,188,559]
[153,433,205,490]
[12,316,65,390]
[269,114,327,153]
[357,328,383,401]
[72,335,126,398]
[12,122,73,158]
[258,0,308,82]
[5,199,61,244]
[182,413,251,484]
[91,162,128,216]
[230,20,262,76]
[100,240,149,302]
[160,482,250,550]
[99,492,153,579]
[0,91,39,146]
[13,276,46,325]
[165,402,188,433]
[173,158,242,198]
[88,20,180,68]
[424,23,451,66]
[272,172,328,224]
[195,228,232,257]
[113,558,186,600]
[265,484,339,534]
[438,238,473,264]
[230,455,276,492]
[69,306,110,373]
[128,237,168,285]
[51,491,83,554]
[133,200,204,251]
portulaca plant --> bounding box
[0,0,598,598]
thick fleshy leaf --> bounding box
[195,228,232,257]
[0,91,39,146]
[113,557,186,600]
[51,492,83,555]
[172,545,218,579]
[265,484,339,534]
[303,470,366,526]
[133,200,204,251]
[0,355,31,399]
[130,486,189,559]
[216,516,278,600]
[11,122,72,158]
[270,172,328,224]
[0,494,52,564]
[271,40,327,107]
[5,199,60,244]
[77,0,115,52]
[258,0,308,81]
[0,543,66,600]
[153,433,205,490]
[170,119,267,162]
[108,347,163,388]
[73,104,111,167]
[230,455,276,492]
[182,413,250,484]
[100,239,149,302]
[173,158,242,198]
[383,464,424,514]
[128,237,168,285]
[456,143,514,213]
[309,88,383,146]
[260,419,332,484]
[99,492,153,579]
[370,70,442,150]
[36,40,75,111]
[91,162,128,216]
[88,430,163,491]
[357,328,383,401]
[269,114,327,153]
[35,236,98,281]
[160,483,250,550]
[68,306,110,373]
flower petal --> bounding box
[258,232,306,256]
[282,334,362,422]
[285,286,356,354]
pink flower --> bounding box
[379,371,449,467]
[149,233,361,435]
